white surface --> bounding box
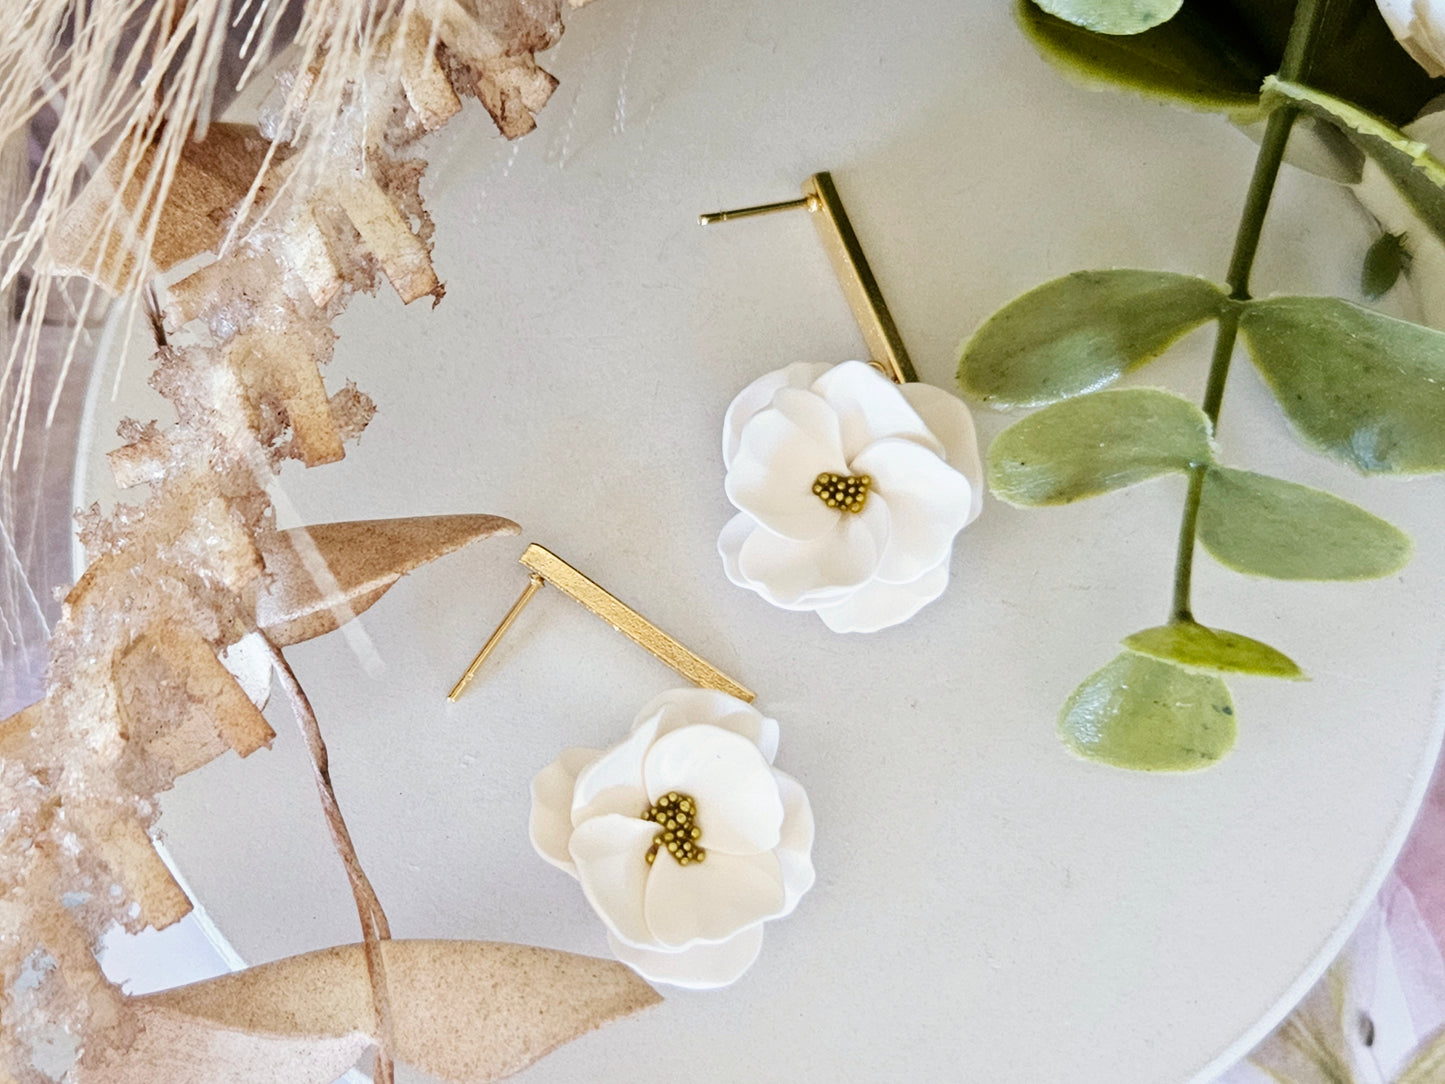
[79,2,1445,1082]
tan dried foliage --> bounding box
[74,941,661,1084]
[259,515,520,645]
[1,2,653,1082]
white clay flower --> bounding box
[529,688,815,989]
[1376,0,1445,77]
[719,360,984,633]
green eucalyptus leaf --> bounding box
[1017,0,1264,115]
[959,270,1226,407]
[1059,651,1236,771]
[1035,0,1183,35]
[1197,466,1412,580]
[987,388,1213,505]
[1361,231,1410,299]
[1265,77,1445,247]
[1122,622,1304,678]
[1239,295,1445,473]
[1018,0,1445,125]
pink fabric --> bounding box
[1219,737,1445,1081]
[1395,764,1445,963]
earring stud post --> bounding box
[447,572,545,701]
[698,195,816,225]
[698,171,919,385]
[447,545,755,704]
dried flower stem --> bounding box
[263,633,396,1084]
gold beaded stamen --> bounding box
[643,791,705,866]
[812,472,871,514]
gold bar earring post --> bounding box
[447,572,544,701]
[447,545,755,703]
[698,170,919,385]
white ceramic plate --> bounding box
[78,2,1445,1081]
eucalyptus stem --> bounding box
[1168,0,1329,623]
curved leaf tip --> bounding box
[1122,622,1304,680]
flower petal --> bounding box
[568,814,659,947]
[529,746,600,875]
[725,388,849,541]
[571,712,658,826]
[772,769,816,917]
[853,437,973,584]
[643,725,784,854]
[898,381,985,523]
[735,497,888,608]
[719,510,760,587]
[815,556,951,634]
[812,361,944,459]
[607,925,764,989]
[636,688,779,764]
[723,361,833,468]
[643,849,785,948]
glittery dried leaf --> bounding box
[113,624,275,773]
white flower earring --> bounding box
[701,173,984,633]
[448,544,815,990]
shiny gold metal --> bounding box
[697,195,817,225]
[447,544,755,703]
[699,170,919,385]
[447,572,544,701]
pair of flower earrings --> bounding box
[447,173,983,990]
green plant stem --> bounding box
[1168,0,1328,624]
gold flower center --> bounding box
[812,472,871,514]
[643,791,705,866]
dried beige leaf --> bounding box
[259,514,519,645]
[114,625,275,771]
[74,940,660,1084]
[397,12,465,131]
[332,171,443,304]
[76,1008,368,1084]
[67,807,191,930]
[425,0,564,137]
[48,124,276,293]
[383,940,659,1082]
[0,702,41,760]
[229,328,346,467]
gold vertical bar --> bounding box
[447,573,545,701]
[519,545,755,703]
[801,171,918,384]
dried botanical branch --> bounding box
[72,940,660,1083]
[263,633,397,1084]
[0,2,596,1079]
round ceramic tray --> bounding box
[77,2,1445,1081]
